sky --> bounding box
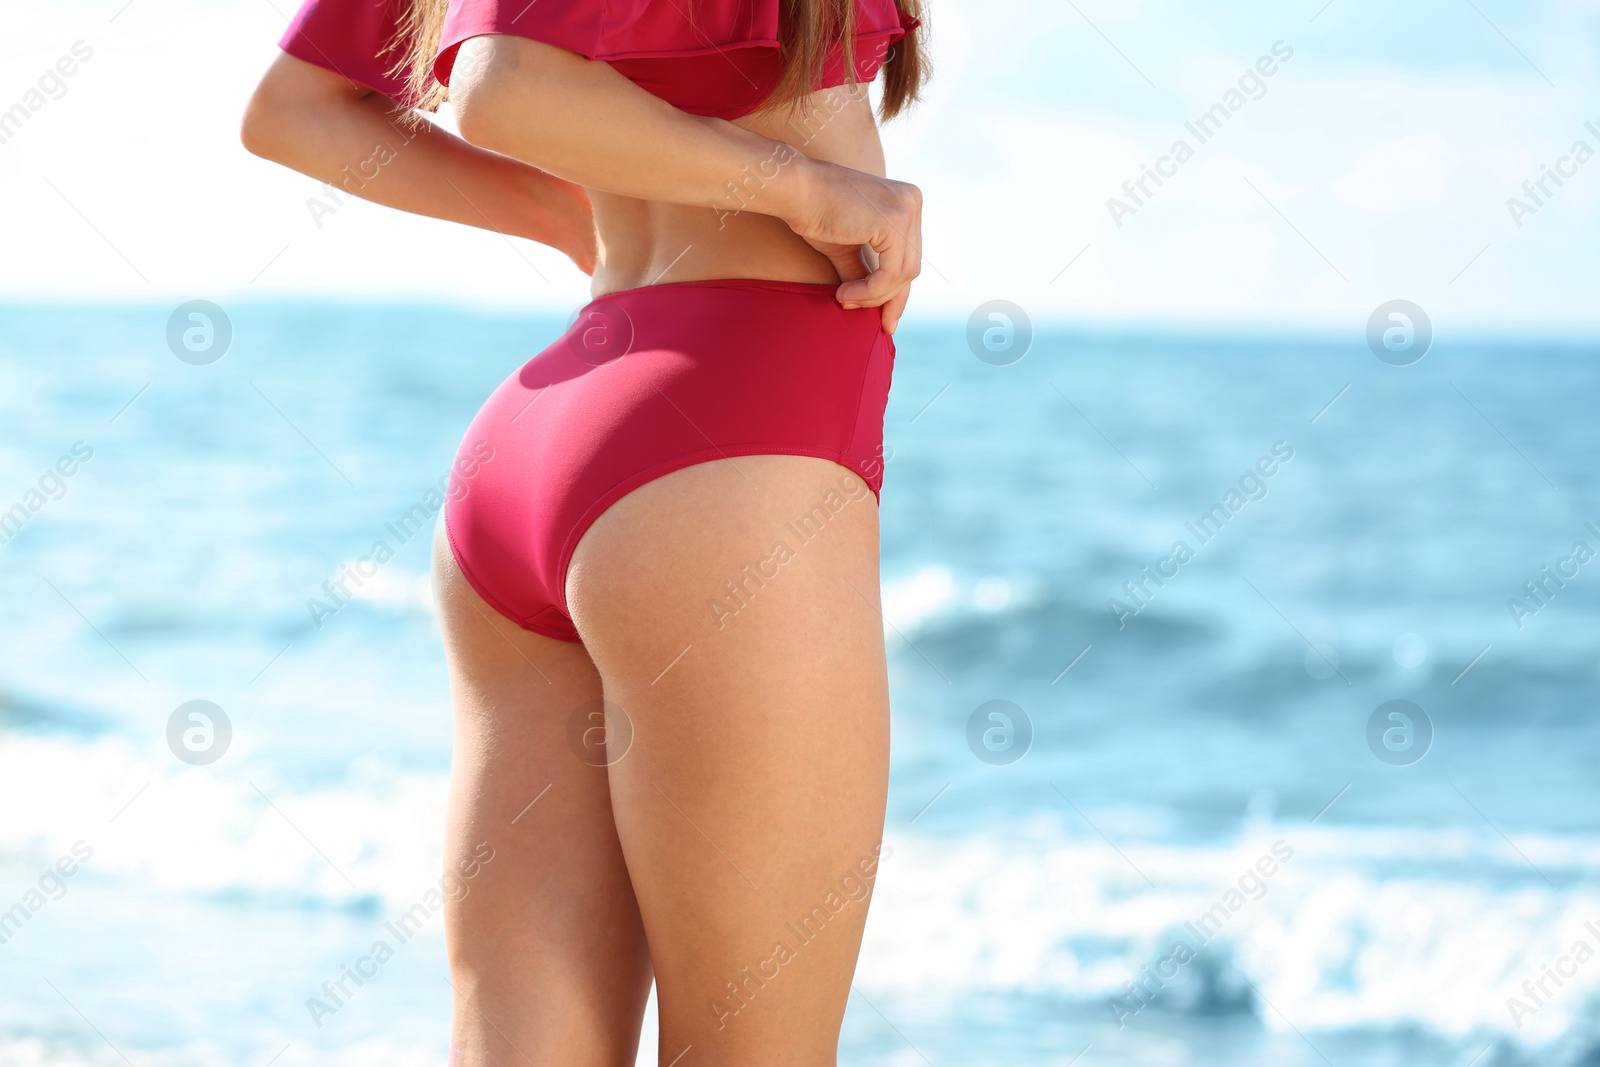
[2,0,1598,332]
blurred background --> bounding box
[3,1,1599,1065]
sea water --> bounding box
[2,299,1598,1066]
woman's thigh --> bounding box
[431,522,653,1067]
[566,455,892,1066]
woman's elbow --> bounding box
[240,59,308,161]
[448,46,513,151]
[240,53,359,161]
[449,37,567,157]
[239,86,287,160]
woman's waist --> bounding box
[587,193,842,299]
[582,92,885,297]
[555,266,888,368]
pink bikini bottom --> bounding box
[442,278,896,642]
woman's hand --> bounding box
[782,158,923,334]
[554,181,600,275]
[444,38,922,310]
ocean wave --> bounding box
[0,735,449,910]
[860,825,1600,1047]
[0,1036,452,1067]
[881,564,1055,637]
[6,737,1600,1054]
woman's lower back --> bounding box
[589,84,888,297]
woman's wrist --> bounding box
[769,150,827,232]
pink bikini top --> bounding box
[278,0,919,120]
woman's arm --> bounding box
[241,51,598,274]
[449,36,922,331]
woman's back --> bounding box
[589,85,887,296]
[415,0,916,296]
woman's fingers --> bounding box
[880,286,910,334]
[837,273,910,333]
[837,232,914,310]
[836,272,885,308]
[788,161,921,319]
[822,245,871,287]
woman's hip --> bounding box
[441,278,896,640]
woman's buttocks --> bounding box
[443,278,893,636]
[588,83,887,297]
